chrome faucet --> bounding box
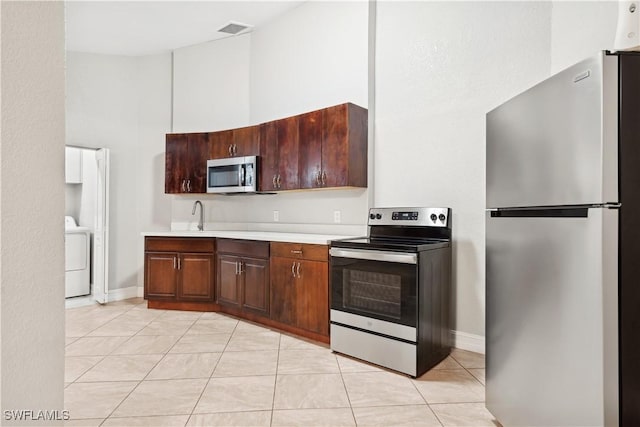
[192,200,204,231]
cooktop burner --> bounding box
[331,207,452,253]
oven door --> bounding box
[329,248,417,327]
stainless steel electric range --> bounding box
[329,207,452,377]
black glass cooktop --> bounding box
[331,236,449,253]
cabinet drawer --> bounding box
[145,237,215,253]
[217,239,269,258]
[270,242,328,262]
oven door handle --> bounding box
[329,248,417,264]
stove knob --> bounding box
[376,213,382,220]
[430,213,437,222]
[439,214,446,221]
[369,213,376,220]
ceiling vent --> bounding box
[217,21,252,35]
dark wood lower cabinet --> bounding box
[270,242,329,337]
[216,240,270,317]
[145,252,179,299]
[295,259,329,336]
[178,253,215,301]
[217,254,242,308]
[144,237,215,303]
[145,237,329,342]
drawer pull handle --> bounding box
[291,261,296,278]
[290,250,303,254]
[296,262,301,278]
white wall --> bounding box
[173,35,251,133]
[249,0,368,123]
[135,54,174,288]
[1,0,66,419]
[66,52,172,291]
[170,1,370,235]
[375,1,552,340]
[550,1,618,73]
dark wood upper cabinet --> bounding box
[165,103,366,194]
[260,117,299,191]
[298,110,323,189]
[322,103,367,188]
[165,132,209,194]
[209,129,233,159]
[210,125,260,159]
[298,103,368,189]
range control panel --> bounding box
[368,207,450,227]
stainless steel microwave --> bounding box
[206,156,258,194]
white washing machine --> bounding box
[65,216,91,298]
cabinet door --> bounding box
[145,252,178,299]
[209,129,234,159]
[298,110,323,189]
[259,122,279,191]
[321,103,367,188]
[270,257,297,325]
[178,253,214,302]
[165,134,189,193]
[296,260,329,335]
[233,125,260,157]
[65,146,83,184]
[186,133,209,193]
[242,257,269,316]
[321,104,350,188]
[217,254,241,307]
[276,116,300,190]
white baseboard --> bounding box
[136,286,144,298]
[451,330,485,354]
[107,286,140,302]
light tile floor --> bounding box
[65,298,497,426]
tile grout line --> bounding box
[335,350,358,426]
[99,309,204,424]
[408,362,448,427]
[269,333,282,427]
[185,314,238,426]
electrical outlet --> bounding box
[273,210,279,222]
[334,210,341,223]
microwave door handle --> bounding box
[240,165,246,186]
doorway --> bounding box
[65,146,111,305]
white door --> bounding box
[93,148,110,304]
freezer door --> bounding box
[486,52,618,208]
[486,208,618,426]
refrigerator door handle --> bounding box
[488,204,621,218]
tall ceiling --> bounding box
[65,1,304,56]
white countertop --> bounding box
[141,230,359,245]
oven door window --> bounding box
[331,257,417,326]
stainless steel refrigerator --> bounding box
[486,51,640,426]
